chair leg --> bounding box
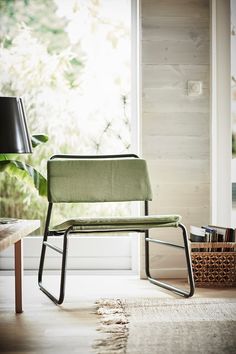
[145,223,195,298]
[38,229,69,305]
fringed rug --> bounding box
[93,298,236,354]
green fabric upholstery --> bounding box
[47,157,181,233]
[47,158,152,203]
[52,215,181,232]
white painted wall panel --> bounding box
[143,17,209,42]
[141,0,210,277]
[143,88,209,112]
[142,0,209,19]
[147,159,209,183]
[143,136,209,159]
[142,40,209,65]
[143,113,209,137]
[143,65,209,90]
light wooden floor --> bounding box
[0,275,235,354]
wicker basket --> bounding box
[190,242,236,287]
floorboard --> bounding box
[0,275,235,353]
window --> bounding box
[0,0,139,272]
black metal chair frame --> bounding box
[38,154,195,305]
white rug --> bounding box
[94,298,236,354]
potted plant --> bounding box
[0,134,48,197]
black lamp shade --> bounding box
[0,97,32,153]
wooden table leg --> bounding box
[14,240,23,313]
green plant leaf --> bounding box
[0,154,18,161]
[31,134,48,148]
[0,160,47,197]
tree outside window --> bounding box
[0,0,132,230]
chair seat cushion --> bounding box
[51,215,181,232]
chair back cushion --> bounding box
[47,158,152,203]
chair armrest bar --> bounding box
[43,241,63,254]
[145,238,185,249]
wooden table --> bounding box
[0,219,40,313]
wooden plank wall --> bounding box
[141,0,210,277]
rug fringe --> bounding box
[93,298,129,354]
